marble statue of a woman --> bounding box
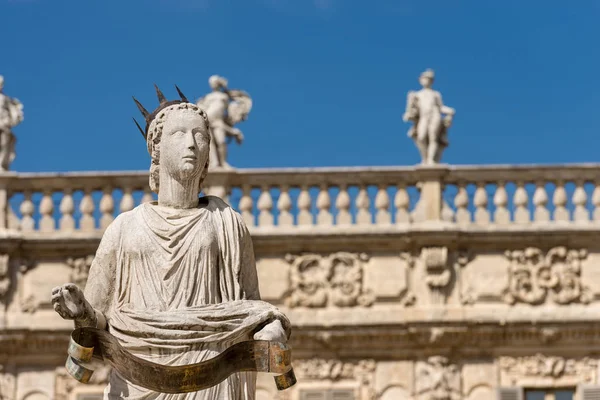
[50,86,290,399]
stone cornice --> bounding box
[2,224,599,256]
[3,323,600,359]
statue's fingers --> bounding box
[51,286,61,294]
[53,302,66,318]
[64,283,79,292]
[51,293,62,302]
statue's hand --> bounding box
[232,128,244,144]
[51,283,88,320]
[254,319,287,343]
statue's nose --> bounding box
[185,131,196,149]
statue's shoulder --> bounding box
[202,196,245,223]
[103,206,143,234]
[201,195,233,211]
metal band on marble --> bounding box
[66,327,296,393]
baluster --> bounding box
[493,182,510,225]
[39,190,55,232]
[316,184,332,226]
[513,182,530,224]
[375,185,390,225]
[553,182,569,222]
[473,184,489,225]
[99,187,115,229]
[572,181,589,223]
[257,186,274,227]
[297,185,312,225]
[277,185,293,226]
[20,191,35,232]
[454,183,469,224]
[205,185,227,200]
[120,186,135,213]
[394,184,410,224]
[79,189,95,231]
[593,184,600,222]
[335,185,351,225]
[59,189,75,231]
[355,185,370,225]
[238,185,254,227]
[532,182,549,222]
[141,189,154,204]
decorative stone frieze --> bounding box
[503,247,591,305]
[0,365,15,400]
[295,358,376,383]
[285,252,375,308]
[66,255,94,290]
[0,254,10,300]
[415,356,460,400]
[55,365,110,400]
[295,358,376,399]
[499,354,597,386]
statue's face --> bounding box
[419,76,433,88]
[159,109,210,182]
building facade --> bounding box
[0,164,599,400]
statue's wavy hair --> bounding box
[146,103,211,194]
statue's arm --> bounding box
[437,92,455,116]
[83,222,119,330]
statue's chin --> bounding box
[175,164,202,179]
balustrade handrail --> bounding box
[3,163,600,190]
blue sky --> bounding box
[1,0,599,172]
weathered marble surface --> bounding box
[0,76,24,171]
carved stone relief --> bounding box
[415,356,461,400]
[66,256,94,290]
[17,260,37,313]
[398,252,417,307]
[415,247,470,305]
[0,365,16,400]
[499,354,597,385]
[503,247,591,305]
[0,254,10,301]
[285,252,375,308]
[295,358,376,399]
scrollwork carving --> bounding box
[285,252,374,308]
[499,354,596,383]
[67,255,94,289]
[503,247,591,305]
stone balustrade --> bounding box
[1,163,599,233]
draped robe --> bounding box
[84,196,289,400]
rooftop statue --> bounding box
[0,75,24,171]
[403,69,455,165]
[196,75,251,169]
[51,85,294,399]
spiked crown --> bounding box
[132,84,190,140]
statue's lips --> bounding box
[182,156,197,161]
